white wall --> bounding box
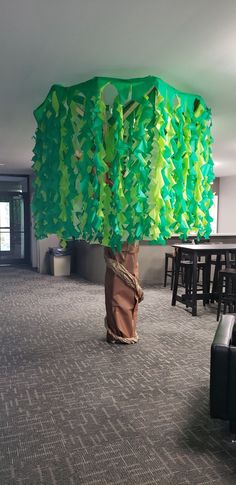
[218,176,236,233]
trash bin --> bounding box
[49,247,71,276]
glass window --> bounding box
[0,230,10,251]
[0,202,10,228]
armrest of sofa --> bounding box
[210,314,235,419]
[228,345,236,423]
[231,323,236,346]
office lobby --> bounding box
[1,1,236,484]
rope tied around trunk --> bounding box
[104,317,139,344]
[105,257,144,303]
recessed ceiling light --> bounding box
[0,163,5,166]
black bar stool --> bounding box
[181,259,209,307]
[211,252,236,304]
[164,253,206,293]
[164,250,208,307]
[217,268,236,321]
[164,252,191,290]
[164,252,175,289]
[164,237,197,289]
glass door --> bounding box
[0,192,29,264]
[0,176,30,264]
[0,201,11,253]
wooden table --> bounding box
[171,244,236,316]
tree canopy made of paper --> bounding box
[32,76,214,250]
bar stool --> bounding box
[181,259,209,307]
[164,252,191,290]
[164,251,208,306]
[217,268,236,321]
[164,252,175,289]
[164,235,198,288]
[211,253,236,303]
[229,256,236,269]
[164,253,206,292]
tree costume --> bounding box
[104,242,143,344]
[32,76,214,343]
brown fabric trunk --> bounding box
[104,242,140,344]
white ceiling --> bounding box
[0,0,236,177]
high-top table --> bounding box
[171,244,236,316]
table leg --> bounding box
[192,252,198,316]
[226,250,230,268]
[217,272,223,321]
[211,254,221,303]
[205,254,211,304]
[172,248,181,306]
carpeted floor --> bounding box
[0,266,236,485]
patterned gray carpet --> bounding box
[0,267,236,485]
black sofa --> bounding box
[210,314,236,433]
